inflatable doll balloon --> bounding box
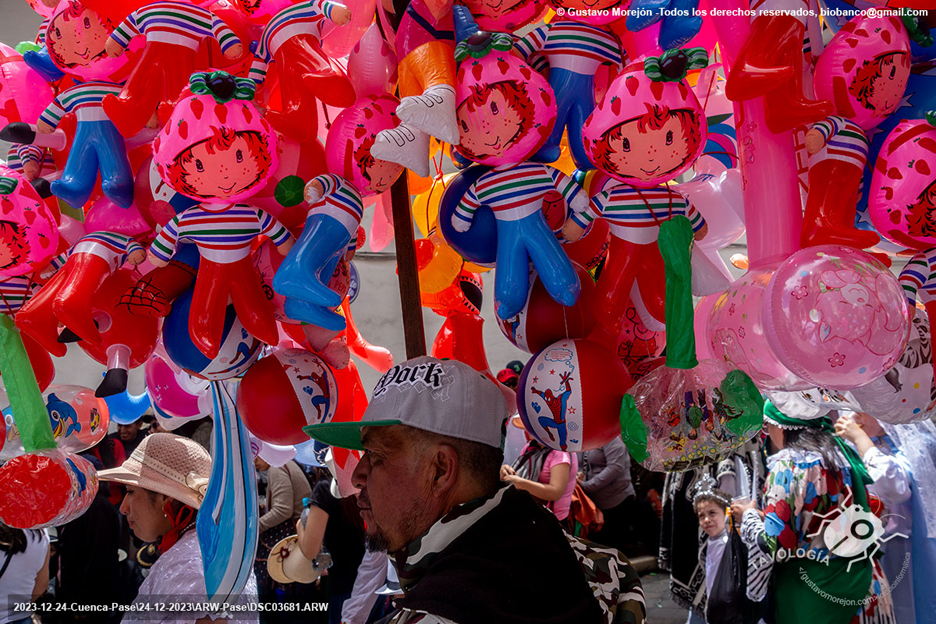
[246,0,356,143]
[614,295,666,382]
[151,72,293,359]
[849,308,936,424]
[0,171,60,277]
[233,0,292,25]
[438,164,496,266]
[101,0,245,138]
[868,116,936,251]
[517,338,630,452]
[512,0,626,169]
[346,23,398,100]
[273,175,362,331]
[162,287,262,380]
[708,268,811,391]
[498,262,596,354]
[619,217,764,472]
[369,0,460,177]
[564,49,709,337]
[17,232,146,358]
[144,351,207,418]
[626,0,702,51]
[237,348,338,445]
[460,0,547,32]
[74,269,160,397]
[324,94,404,197]
[763,245,911,390]
[84,196,153,239]
[723,0,833,134]
[0,43,55,128]
[43,385,110,453]
[25,0,141,83]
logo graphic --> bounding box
[373,362,451,400]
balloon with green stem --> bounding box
[0,315,97,528]
[619,216,764,472]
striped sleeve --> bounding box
[313,0,340,19]
[684,197,705,233]
[547,166,585,210]
[316,173,345,197]
[740,510,773,603]
[110,11,142,49]
[899,251,929,307]
[248,56,268,85]
[571,189,606,229]
[48,250,69,271]
[211,15,240,53]
[127,238,145,258]
[454,185,481,228]
[38,96,67,128]
[812,116,844,144]
[37,18,48,44]
[256,208,291,246]
[514,24,549,61]
[150,217,182,263]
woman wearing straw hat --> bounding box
[99,433,258,623]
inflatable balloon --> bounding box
[144,350,208,418]
[813,14,911,132]
[151,72,292,358]
[708,268,811,391]
[273,175,361,331]
[0,43,55,127]
[460,0,547,32]
[101,0,245,139]
[438,164,496,266]
[246,0,355,143]
[346,23,398,100]
[517,338,631,452]
[764,245,911,390]
[17,232,146,358]
[867,117,936,251]
[249,435,297,467]
[849,307,936,424]
[163,287,262,380]
[251,134,328,229]
[614,295,667,382]
[498,262,596,354]
[233,0,292,25]
[325,95,403,197]
[74,269,160,397]
[84,196,153,239]
[0,169,60,277]
[28,0,140,83]
[103,387,152,426]
[321,0,376,59]
[562,215,609,276]
[44,385,110,452]
[238,348,338,445]
[453,27,556,168]
[0,449,98,528]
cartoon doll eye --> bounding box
[666,130,674,146]
[621,137,630,151]
[491,101,499,115]
[236,149,243,163]
[195,159,204,172]
[83,16,91,29]
[890,66,896,79]
[54,27,61,38]
[461,120,469,133]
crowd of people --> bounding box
[1,355,935,624]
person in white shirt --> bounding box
[0,525,50,624]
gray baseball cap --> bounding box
[303,356,509,451]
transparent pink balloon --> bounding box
[764,245,910,390]
[709,268,811,391]
[84,197,154,238]
[0,43,54,126]
[322,0,377,59]
[347,24,398,100]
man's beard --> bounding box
[363,502,427,553]
[365,529,391,553]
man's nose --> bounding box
[351,453,370,490]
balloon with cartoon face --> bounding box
[325,94,404,197]
[868,118,936,251]
[459,0,548,32]
[814,14,911,132]
[454,32,556,167]
[584,49,708,187]
[0,169,60,277]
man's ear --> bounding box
[430,444,460,498]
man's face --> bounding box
[118,422,141,441]
[352,425,439,553]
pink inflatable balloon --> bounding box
[454,36,556,167]
[764,245,910,390]
[0,167,60,277]
[322,0,377,59]
[583,58,707,187]
[0,44,54,126]
[461,0,549,33]
[814,14,911,132]
[709,269,811,391]
[693,294,718,361]
[144,351,204,418]
[57,215,87,247]
[84,197,153,238]
[25,0,57,19]
[868,118,936,251]
[347,24,398,100]
[325,95,403,197]
[44,1,141,82]
[232,0,292,25]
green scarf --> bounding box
[763,401,873,511]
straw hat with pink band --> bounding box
[98,433,211,510]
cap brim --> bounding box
[302,419,402,450]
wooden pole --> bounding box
[389,173,427,359]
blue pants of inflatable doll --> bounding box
[22,47,65,83]
[495,213,579,320]
[533,69,594,170]
[626,0,702,50]
[274,213,349,331]
[51,120,133,209]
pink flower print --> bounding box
[829,352,846,368]
[729,303,736,315]
[738,326,746,338]
[792,286,808,300]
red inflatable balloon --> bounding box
[498,262,596,354]
[238,348,338,445]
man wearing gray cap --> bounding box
[304,356,646,624]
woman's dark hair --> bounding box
[0,524,41,555]
[783,427,841,471]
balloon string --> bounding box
[322,102,332,131]
[701,70,715,114]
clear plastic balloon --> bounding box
[0,449,97,529]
